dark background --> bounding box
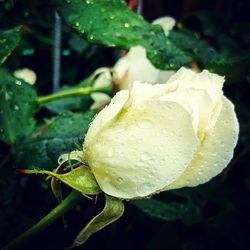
[0,0,250,249]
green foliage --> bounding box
[130,197,202,225]
[54,0,191,70]
[12,111,96,170]
[0,27,21,65]
[0,68,37,144]
[169,30,250,83]
[71,194,124,247]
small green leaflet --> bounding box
[0,27,21,65]
[54,0,191,70]
[70,194,124,247]
[0,68,37,144]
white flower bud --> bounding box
[84,68,239,199]
[14,68,37,85]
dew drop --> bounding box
[15,80,22,85]
[136,161,144,167]
[141,152,150,161]
[117,177,123,184]
[89,35,94,40]
[138,119,152,129]
[124,23,130,28]
[137,183,154,196]
[107,148,113,157]
[5,92,11,100]
[14,105,19,110]
[75,22,80,27]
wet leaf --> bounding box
[12,111,96,170]
[0,27,21,65]
[0,68,37,144]
[71,194,124,247]
[54,0,191,70]
[130,198,202,224]
[169,30,250,82]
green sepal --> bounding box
[24,166,101,195]
[51,164,65,203]
[70,194,124,248]
[0,27,21,65]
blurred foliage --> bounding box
[0,0,250,249]
[0,27,21,65]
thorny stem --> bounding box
[2,191,82,250]
[37,85,112,105]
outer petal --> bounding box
[159,89,214,139]
[166,67,224,104]
[164,96,239,190]
[84,90,129,146]
[85,98,199,199]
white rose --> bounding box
[14,68,37,85]
[113,46,175,89]
[83,67,239,199]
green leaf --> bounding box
[0,27,21,65]
[0,68,37,144]
[54,0,191,70]
[71,194,124,247]
[24,166,101,195]
[12,111,96,169]
[130,198,202,224]
[169,30,250,82]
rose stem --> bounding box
[37,85,112,105]
[2,191,82,250]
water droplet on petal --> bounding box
[138,119,152,129]
[117,177,123,184]
[137,183,154,196]
[107,148,113,157]
[141,152,150,161]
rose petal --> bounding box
[114,46,159,88]
[164,96,239,190]
[160,88,214,139]
[166,67,224,104]
[84,95,199,199]
[84,90,129,147]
